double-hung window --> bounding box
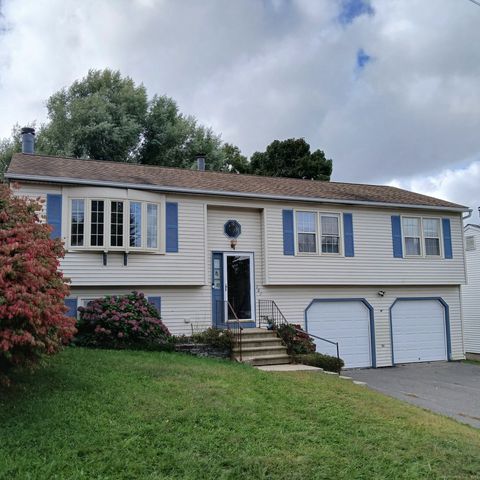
[423,218,441,256]
[110,201,124,247]
[129,202,142,248]
[321,215,340,254]
[402,216,442,257]
[90,200,105,247]
[296,211,317,253]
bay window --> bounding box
[69,198,160,252]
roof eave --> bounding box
[5,172,469,213]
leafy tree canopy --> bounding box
[0,69,333,181]
[250,138,332,181]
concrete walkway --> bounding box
[348,362,480,428]
[256,364,323,372]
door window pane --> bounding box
[90,200,104,247]
[296,212,317,253]
[71,199,85,246]
[129,202,142,247]
[147,204,158,249]
[227,255,251,320]
[110,201,124,247]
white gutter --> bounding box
[5,172,469,213]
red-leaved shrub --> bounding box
[0,185,76,384]
[76,292,172,350]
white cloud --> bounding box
[0,0,480,212]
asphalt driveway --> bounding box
[348,361,480,428]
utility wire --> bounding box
[466,0,480,7]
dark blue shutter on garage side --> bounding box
[148,296,162,315]
[391,215,403,258]
[64,298,78,318]
[343,213,354,257]
[46,194,62,240]
[442,218,453,259]
[166,202,178,253]
[282,209,295,256]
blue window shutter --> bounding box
[46,194,62,240]
[391,215,403,258]
[343,213,354,257]
[166,202,178,253]
[64,298,78,318]
[282,210,294,255]
[442,218,453,259]
[149,296,161,315]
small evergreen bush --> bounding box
[296,352,344,373]
[76,292,172,350]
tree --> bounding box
[139,95,225,170]
[0,125,22,182]
[250,138,332,181]
[220,143,250,174]
[38,69,148,162]
[0,186,76,384]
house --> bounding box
[461,224,480,360]
[5,129,469,368]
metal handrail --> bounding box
[216,299,243,361]
[258,299,340,361]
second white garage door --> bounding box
[391,299,447,364]
[306,300,372,368]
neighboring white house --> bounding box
[462,224,480,359]
[6,138,469,368]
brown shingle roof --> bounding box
[6,153,467,211]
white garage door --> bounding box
[391,299,447,364]
[306,300,372,368]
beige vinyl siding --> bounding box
[265,205,465,285]
[261,285,463,367]
[462,226,480,353]
[70,286,210,336]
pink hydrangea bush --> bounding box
[76,292,172,350]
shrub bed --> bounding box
[174,328,234,359]
[295,352,344,373]
[75,292,173,350]
[275,324,316,355]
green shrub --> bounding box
[275,324,316,355]
[75,292,173,351]
[295,352,344,373]
[191,328,234,352]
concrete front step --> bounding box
[239,339,285,349]
[233,345,288,356]
[241,354,292,366]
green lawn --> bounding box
[1,349,480,479]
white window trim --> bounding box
[67,196,162,254]
[319,212,342,256]
[294,209,344,257]
[401,215,443,259]
[294,209,318,255]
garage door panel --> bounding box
[391,299,447,364]
[307,300,372,369]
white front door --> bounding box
[391,299,447,364]
[223,253,255,323]
[306,300,372,368]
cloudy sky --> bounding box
[1,0,479,216]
